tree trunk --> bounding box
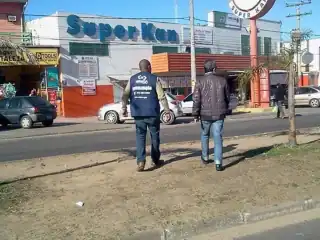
[288,62,297,146]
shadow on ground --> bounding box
[108,143,279,170]
[0,122,80,130]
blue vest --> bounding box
[129,72,160,117]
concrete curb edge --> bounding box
[125,198,320,240]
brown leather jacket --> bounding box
[192,72,230,120]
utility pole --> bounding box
[189,0,196,92]
[286,0,312,77]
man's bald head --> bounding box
[139,59,151,72]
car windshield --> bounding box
[312,86,320,91]
[27,96,50,107]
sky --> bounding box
[25,0,319,40]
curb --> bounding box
[125,198,320,240]
[234,107,273,113]
[0,125,133,141]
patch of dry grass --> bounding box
[0,141,319,240]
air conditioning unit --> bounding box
[7,15,17,22]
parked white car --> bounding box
[98,92,183,125]
[180,93,239,115]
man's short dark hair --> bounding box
[139,59,151,71]
[204,60,217,73]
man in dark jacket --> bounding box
[274,83,286,119]
[122,59,170,172]
[192,60,230,172]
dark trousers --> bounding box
[276,101,285,118]
[134,117,161,163]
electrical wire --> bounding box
[22,13,319,37]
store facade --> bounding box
[26,11,281,117]
[0,46,61,112]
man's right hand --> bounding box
[122,109,128,117]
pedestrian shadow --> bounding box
[223,146,274,169]
[163,144,238,166]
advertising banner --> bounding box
[82,79,96,96]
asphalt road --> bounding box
[237,219,320,240]
[1,114,320,162]
[192,209,320,240]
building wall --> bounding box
[26,13,60,46]
[284,38,320,86]
[25,11,282,117]
[208,11,281,55]
[27,11,282,86]
[301,39,320,72]
[0,2,24,33]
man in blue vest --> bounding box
[122,59,170,172]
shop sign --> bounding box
[67,14,178,43]
[229,0,276,19]
[214,11,241,29]
[0,47,59,66]
[182,26,213,45]
[48,90,57,105]
[76,56,99,79]
[46,67,59,89]
[82,79,96,96]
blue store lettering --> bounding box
[66,14,177,43]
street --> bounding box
[1,113,320,161]
[192,208,320,240]
[237,219,320,240]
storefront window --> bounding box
[69,42,109,56]
[152,46,178,54]
[165,87,185,95]
[195,48,211,54]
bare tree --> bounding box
[0,38,38,64]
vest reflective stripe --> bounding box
[129,72,160,117]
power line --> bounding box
[22,13,303,36]
[286,0,312,73]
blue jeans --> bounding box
[134,117,161,163]
[276,101,285,118]
[200,119,224,164]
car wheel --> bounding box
[104,111,119,124]
[309,99,320,108]
[160,111,175,125]
[20,116,33,129]
[42,120,54,127]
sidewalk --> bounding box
[0,134,319,239]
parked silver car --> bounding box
[180,93,239,115]
[97,92,183,125]
[294,86,320,108]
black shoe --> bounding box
[201,156,211,165]
[215,164,224,172]
[151,160,164,168]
